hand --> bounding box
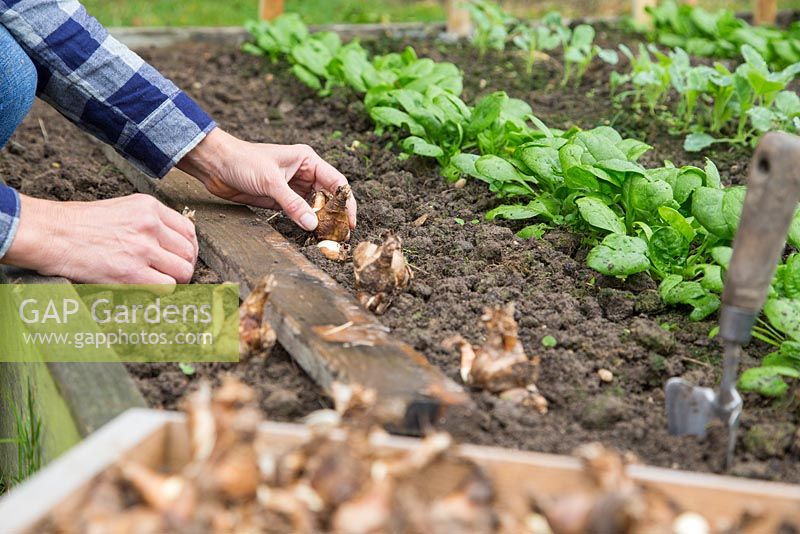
[178,128,357,231]
[3,194,198,284]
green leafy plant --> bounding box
[613,44,672,113]
[243,14,310,62]
[464,2,616,85]
[561,24,618,87]
[612,43,800,152]
[510,11,569,74]
[465,0,515,56]
[647,0,800,69]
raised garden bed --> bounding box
[2,16,800,490]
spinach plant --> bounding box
[243,14,310,61]
[613,44,672,113]
[647,0,800,69]
[562,24,618,87]
[510,11,569,74]
[466,0,515,56]
[612,43,800,152]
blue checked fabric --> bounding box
[0,0,216,259]
[0,183,20,258]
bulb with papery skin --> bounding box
[317,240,350,262]
[352,232,412,314]
[443,303,548,414]
[239,275,277,359]
[314,185,351,242]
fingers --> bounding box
[303,148,358,228]
[127,268,178,285]
[158,225,196,265]
[157,203,199,262]
[149,247,195,284]
[271,180,318,231]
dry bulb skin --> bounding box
[317,240,351,262]
[443,303,548,414]
[239,275,278,359]
[51,379,737,534]
[353,232,413,314]
[181,206,197,224]
[313,185,352,243]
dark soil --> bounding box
[136,35,800,482]
[0,101,329,423]
[3,25,798,482]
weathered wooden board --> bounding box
[101,146,468,430]
[2,409,799,533]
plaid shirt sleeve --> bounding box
[0,184,20,258]
[0,0,216,179]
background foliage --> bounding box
[82,0,800,27]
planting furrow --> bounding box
[99,144,468,431]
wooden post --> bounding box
[632,0,657,25]
[754,0,777,25]
[446,0,472,37]
[259,0,284,21]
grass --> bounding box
[81,0,800,27]
[0,381,43,494]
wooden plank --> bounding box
[259,0,284,21]
[100,146,468,431]
[446,0,472,36]
[754,0,777,25]
[2,410,799,533]
[632,0,656,25]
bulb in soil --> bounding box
[239,275,278,359]
[353,232,412,314]
[313,185,351,242]
[331,479,393,534]
[317,240,350,262]
[445,303,545,398]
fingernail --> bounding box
[300,212,318,231]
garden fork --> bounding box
[666,132,800,468]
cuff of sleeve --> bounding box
[0,184,21,259]
[118,91,217,179]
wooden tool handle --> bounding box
[721,132,800,343]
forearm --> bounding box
[177,127,233,190]
[0,0,215,178]
[0,194,59,272]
